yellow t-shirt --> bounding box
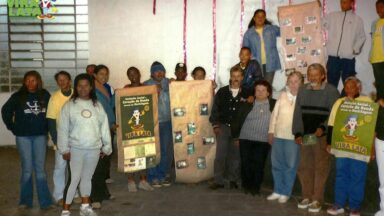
[46,89,73,124]
[370,19,384,63]
[256,28,267,65]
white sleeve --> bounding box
[57,102,70,154]
[99,105,112,155]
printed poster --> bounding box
[170,80,216,183]
[331,100,378,162]
[278,1,325,77]
[115,85,160,173]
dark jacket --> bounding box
[1,89,50,136]
[231,98,276,139]
[236,59,263,90]
[209,85,252,127]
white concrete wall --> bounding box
[0,0,378,145]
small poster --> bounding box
[278,1,325,76]
[115,85,160,173]
[331,100,378,162]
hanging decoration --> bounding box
[183,0,187,64]
[262,0,266,10]
[153,0,156,15]
[352,0,356,13]
[212,0,217,80]
[240,0,244,47]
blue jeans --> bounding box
[271,138,300,196]
[16,135,53,208]
[148,121,173,182]
[334,157,368,210]
[326,56,356,89]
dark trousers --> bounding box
[326,56,356,89]
[90,156,111,202]
[372,62,384,100]
[239,139,270,194]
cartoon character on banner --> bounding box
[38,0,58,19]
[345,114,358,137]
[128,106,149,131]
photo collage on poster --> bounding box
[279,2,324,77]
[173,103,212,170]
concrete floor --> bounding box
[0,146,370,216]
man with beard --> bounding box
[209,65,252,190]
[292,63,340,213]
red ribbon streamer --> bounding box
[212,0,217,80]
[262,0,266,10]
[322,0,328,41]
[153,0,156,15]
[240,0,244,47]
[352,0,356,13]
[183,0,187,64]
[289,0,293,5]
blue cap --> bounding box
[150,61,166,74]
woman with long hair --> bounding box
[243,9,281,84]
[58,73,112,216]
[1,70,53,209]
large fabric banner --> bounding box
[115,86,160,173]
[278,1,325,76]
[331,100,378,162]
[170,80,216,183]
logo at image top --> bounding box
[7,0,59,19]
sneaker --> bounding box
[161,178,171,187]
[91,202,101,209]
[61,210,71,216]
[327,206,345,215]
[350,210,361,216]
[278,195,289,203]
[128,181,137,192]
[267,192,281,201]
[18,204,29,209]
[138,180,154,191]
[308,201,322,213]
[73,196,82,204]
[105,178,114,184]
[298,198,311,209]
[80,204,97,216]
[152,179,162,188]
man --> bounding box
[370,0,384,100]
[323,0,366,90]
[293,63,340,213]
[174,63,187,81]
[209,65,252,190]
[86,64,96,76]
[46,71,80,206]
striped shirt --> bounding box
[239,100,271,142]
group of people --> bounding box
[2,0,384,216]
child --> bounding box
[191,66,206,80]
[124,66,153,192]
[144,61,173,187]
[58,73,112,216]
[267,71,304,203]
[231,80,275,195]
[326,77,374,216]
[236,47,263,90]
[174,63,187,81]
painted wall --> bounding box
[0,0,378,145]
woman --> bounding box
[58,73,112,216]
[91,64,116,208]
[243,9,281,84]
[1,71,53,209]
[267,71,304,203]
[232,80,276,195]
[124,66,153,192]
